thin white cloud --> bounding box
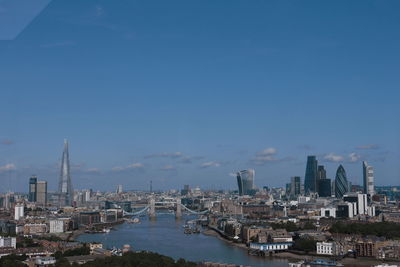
[256,147,277,156]
[0,163,16,172]
[144,152,182,159]
[356,144,379,150]
[251,148,294,165]
[253,155,277,163]
[324,153,344,162]
[160,165,176,171]
[348,152,361,163]
[200,161,221,168]
[179,155,204,164]
[112,163,144,171]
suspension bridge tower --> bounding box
[175,197,182,219]
[149,197,156,219]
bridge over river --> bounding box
[110,197,209,218]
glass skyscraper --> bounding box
[317,165,327,179]
[363,161,374,196]
[335,165,348,198]
[28,175,37,202]
[58,139,73,206]
[236,169,255,196]
[290,176,301,197]
[304,156,318,194]
[318,178,332,197]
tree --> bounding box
[293,237,317,253]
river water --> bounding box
[77,213,289,267]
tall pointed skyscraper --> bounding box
[58,139,73,206]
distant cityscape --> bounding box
[0,140,399,266]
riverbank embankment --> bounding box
[204,226,400,266]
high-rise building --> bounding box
[318,179,332,197]
[317,165,327,179]
[304,156,318,194]
[116,185,123,194]
[343,193,368,215]
[363,161,374,196]
[36,181,47,206]
[58,139,73,206]
[181,184,190,195]
[14,204,24,221]
[236,169,255,196]
[28,176,37,202]
[290,176,301,197]
[335,165,348,198]
[316,165,327,196]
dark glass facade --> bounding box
[317,165,327,179]
[304,156,318,193]
[318,178,332,197]
[236,169,255,196]
[335,165,348,198]
[28,176,37,202]
[290,176,301,197]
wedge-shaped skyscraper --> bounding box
[58,139,73,206]
[237,169,255,196]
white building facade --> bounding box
[363,161,374,195]
[316,242,336,255]
[14,204,24,220]
[0,237,16,248]
[49,220,64,233]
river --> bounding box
[77,213,289,267]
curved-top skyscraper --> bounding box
[58,139,73,206]
[335,164,348,198]
[237,169,255,196]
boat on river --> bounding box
[289,259,343,267]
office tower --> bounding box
[286,183,291,196]
[84,190,91,202]
[317,165,327,179]
[363,161,374,195]
[318,179,332,197]
[316,165,326,196]
[116,185,123,194]
[304,156,318,194]
[181,184,190,195]
[335,165,349,198]
[290,176,301,197]
[28,176,37,202]
[58,139,73,206]
[343,193,368,215]
[14,204,24,220]
[236,169,255,196]
[36,181,47,206]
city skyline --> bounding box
[0,140,397,193]
[1,1,400,266]
[0,1,399,191]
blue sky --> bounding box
[0,0,399,192]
